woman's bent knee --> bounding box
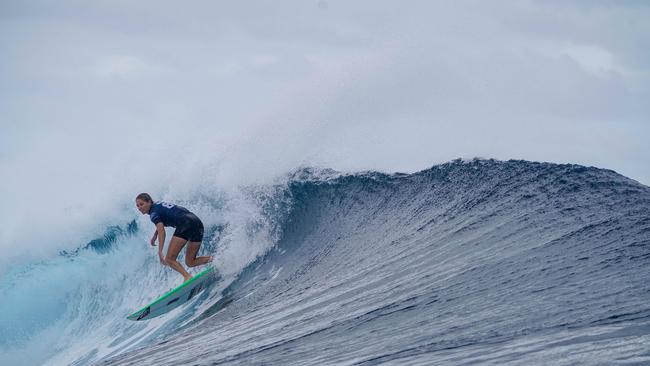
[166,255,178,262]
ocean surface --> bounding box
[2,159,650,365]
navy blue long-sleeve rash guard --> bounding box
[149,201,192,228]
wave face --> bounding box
[3,159,650,365]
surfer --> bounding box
[135,193,213,282]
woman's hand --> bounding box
[150,231,158,246]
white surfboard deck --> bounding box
[127,266,217,321]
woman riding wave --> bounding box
[135,193,213,282]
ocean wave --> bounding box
[3,159,649,365]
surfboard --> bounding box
[127,266,218,321]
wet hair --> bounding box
[136,193,153,203]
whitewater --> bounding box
[1,159,649,365]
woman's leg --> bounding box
[185,241,213,267]
[166,236,193,281]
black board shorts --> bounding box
[173,213,204,242]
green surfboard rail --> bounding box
[127,266,215,320]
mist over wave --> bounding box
[3,1,650,273]
[2,159,648,365]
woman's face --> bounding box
[136,199,152,214]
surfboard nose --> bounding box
[126,267,218,321]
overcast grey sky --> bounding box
[1,1,649,259]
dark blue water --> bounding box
[3,159,650,365]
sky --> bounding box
[0,0,649,261]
